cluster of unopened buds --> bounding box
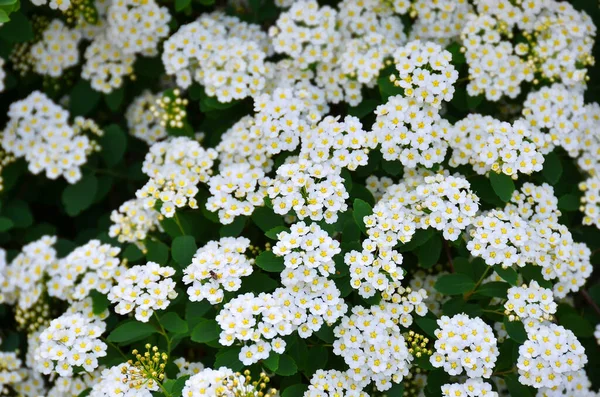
[217,370,277,397]
[125,344,169,390]
[405,330,432,359]
[151,89,188,129]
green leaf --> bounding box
[191,319,220,343]
[90,290,110,315]
[122,244,144,262]
[4,200,33,228]
[70,80,101,116]
[348,99,379,119]
[558,194,579,212]
[559,313,593,337]
[504,373,533,397]
[0,10,9,23]
[107,321,157,343]
[476,282,510,298]
[415,316,438,338]
[381,159,403,176]
[214,347,243,371]
[353,199,372,235]
[495,266,518,286]
[504,317,527,343]
[265,226,289,240]
[255,250,285,272]
[542,151,562,185]
[418,235,441,268]
[145,239,169,264]
[62,175,98,216]
[0,12,33,43]
[251,207,284,232]
[100,124,127,167]
[0,216,14,232]
[163,375,190,397]
[263,351,280,372]
[435,274,476,295]
[386,383,405,397]
[171,235,197,266]
[219,216,246,237]
[275,354,298,376]
[104,87,125,112]
[282,384,309,397]
[175,0,190,10]
[161,312,189,334]
[239,272,278,294]
[489,172,515,202]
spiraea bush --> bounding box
[1,0,600,396]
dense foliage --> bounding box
[0,0,600,396]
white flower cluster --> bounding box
[30,19,81,77]
[518,323,587,389]
[107,0,171,56]
[521,84,585,157]
[182,367,255,397]
[2,91,101,184]
[373,95,450,168]
[35,312,107,377]
[125,91,168,144]
[504,281,556,326]
[409,270,449,316]
[1,235,57,310]
[392,40,458,107]
[581,176,600,229]
[333,303,412,391]
[46,240,123,302]
[183,237,254,304]
[536,369,597,397]
[448,114,549,177]
[48,369,102,397]
[265,157,348,224]
[108,262,177,322]
[137,136,217,217]
[430,314,499,378]
[365,175,393,202]
[89,363,157,397]
[441,379,498,397]
[269,0,339,69]
[82,33,136,94]
[301,115,377,171]
[306,369,369,397]
[410,0,472,45]
[30,0,70,11]
[174,358,204,377]
[206,163,267,224]
[0,350,23,392]
[163,13,271,101]
[109,198,161,246]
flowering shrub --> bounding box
[1,0,600,396]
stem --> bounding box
[464,266,493,301]
[103,337,129,361]
[153,312,172,359]
[581,289,600,318]
[442,240,454,273]
[492,368,516,376]
[155,378,172,397]
[483,309,506,316]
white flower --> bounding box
[125,91,168,144]
[306,369,369,397]
[82,33,135,93]
[441,378,498,397]
[109,198,161,246]
[30,20,81,78]
[89,363,157,397]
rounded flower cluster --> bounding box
[82,33,135,93]
[108,262,178,322]
[162,13,271,101]
[300,115,376,171]
[107,0,171,56]
[517,323,587,389]
[30,19,81,77]
[448,114,549,177]
[35,312,107,377]
[265,157,349,224]
[441,379,498,397]
[365,175,393,202]
[137,136,217,217]
[409,270,449,316]
[2,91,102,184]
[392,40,458,107]
[333,303,412,391]
[183,237,254,304]
[0,350,24,392]
[46,239,123,302]
[89,363,157,397]
[269,0,339,69]
[537,369,597,397]
[181,367,276,397]
[206,163,267,224]
[409,0,472,45]
[306,369,369,397]
[430,314,499,378]
[108,198,161,246]
[48,370,102,397]
[125,91,168,144]
[1,235,57,310]
[373,95,450,168]
[504,281,557,326]
[580,176,600,228]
